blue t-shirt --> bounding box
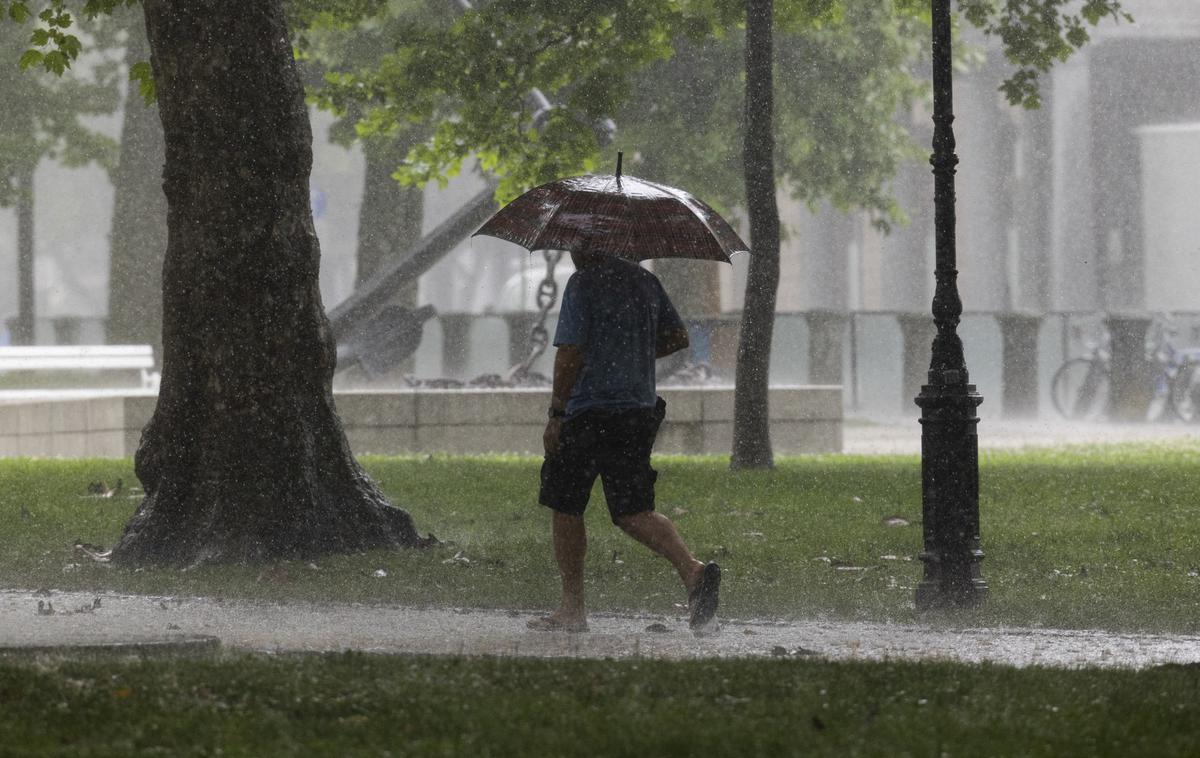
[553,257,685,417]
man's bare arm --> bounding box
[656,328,690,358]
[550,344,585,412]
[544,344,584,455]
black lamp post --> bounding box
[914,0,987,610]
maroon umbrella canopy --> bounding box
[473,173,749,263]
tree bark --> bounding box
[731,0,781,469]
[112,0,420,566]
[13,163,34,345]
[106,23,167,351]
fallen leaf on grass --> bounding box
[882,516,910,527]
[73,541,112,563]
[84,479,123,498]
[442,551,471,566]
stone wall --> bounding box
[0,386,842,458]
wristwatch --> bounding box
[548,407,567,419]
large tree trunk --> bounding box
[106,23,167,351]
[731,0,781,470]
[112,0,420,567]
[12,163,34,345]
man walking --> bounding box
[528,248,721,634]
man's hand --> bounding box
[543,417,564,456]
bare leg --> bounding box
[616,511,705,591]
[529,511,588,630]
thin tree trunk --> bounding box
[356,134,424,303]
[731,0,781,469]
[113,0,420,566]
[106,23,167,351]
[13,163,34,345]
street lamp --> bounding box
[914,0,987,610]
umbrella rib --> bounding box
[644,180,726,247]
[526,197,580,253]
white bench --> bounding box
[0,345,160,389]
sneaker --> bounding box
[688,562,722,630]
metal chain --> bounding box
[509,249,564,381]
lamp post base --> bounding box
[915,568,988,611]
[915,380,987,611]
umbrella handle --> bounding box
[616,151,623,182]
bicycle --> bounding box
[1050,332,1110,421]
[1051,317,1200,422]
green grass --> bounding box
[1,651,1199,756]
[2,444,1200,633]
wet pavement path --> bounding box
[3,589,1198,669]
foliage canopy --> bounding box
[3,0,1128,219]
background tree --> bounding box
[731,0,780,469]
[308,0,687,203]
[0,14,119,344]
[617,1,927,466]
[292,2,445,296]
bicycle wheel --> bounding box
[1051,358,1110,420]
[1171,361,1200,422]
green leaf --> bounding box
[30,28,49,46]
[43,50,68,75]
[9,2,30,22]
[129,61,156,104]
[60,34,82,59]
[17,49,43,70]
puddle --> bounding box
[2,589,1199,668]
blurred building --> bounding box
[764,0,1200,316]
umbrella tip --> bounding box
[616,151,623,181]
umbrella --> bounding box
[472,153,749,263]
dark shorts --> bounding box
[539,397,666,524]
